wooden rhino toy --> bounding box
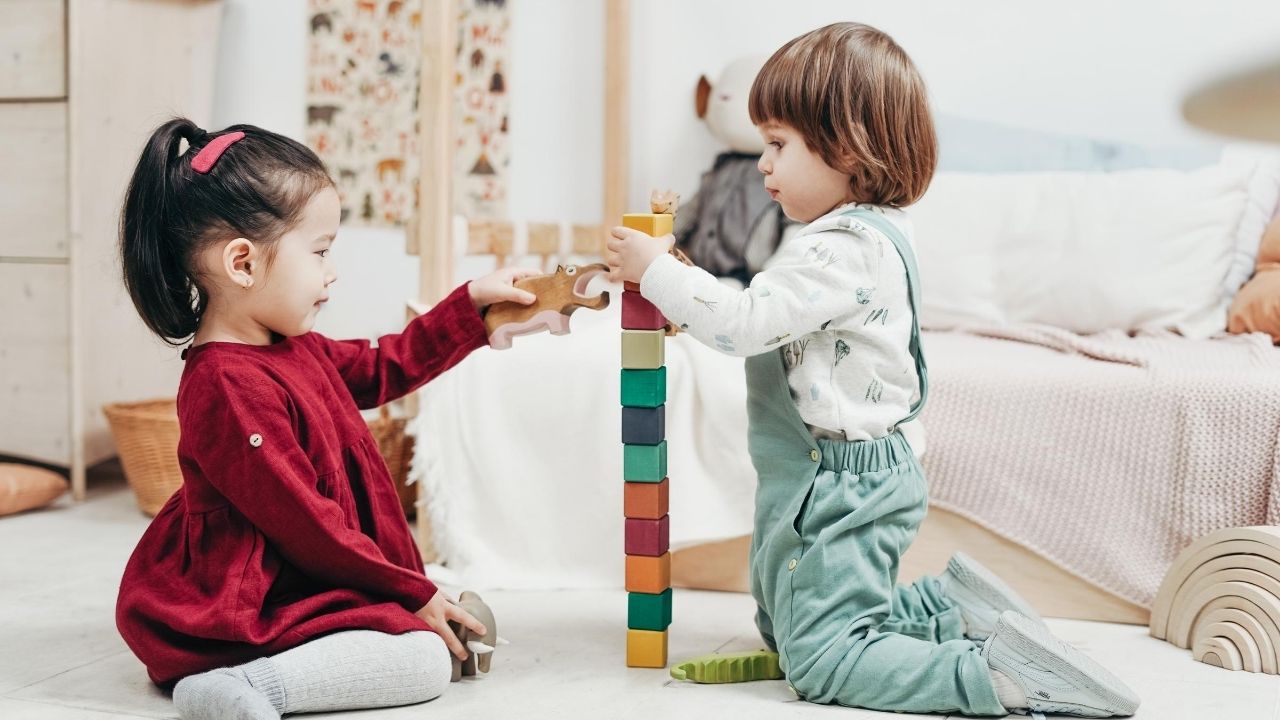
[483,263,610,349]
[447,590,507,681]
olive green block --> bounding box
[621,330,665,369]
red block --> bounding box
[625,515,669,557]
[622,290,667,330]
[624,281,641,292]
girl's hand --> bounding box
[416,591,488,660]
[605,227,674,284]
[469,267,541,311]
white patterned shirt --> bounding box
[640,203,919,443]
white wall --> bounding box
[214,0,418,340]
[208,0,1280,341]
[212,0,608,340]
[628,0,1280,210]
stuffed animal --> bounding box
[483,263,610,349]
[677,56,795,286]
[447,590,508,681]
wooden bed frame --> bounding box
[668,513,1148,625]
[406,0,1149,626]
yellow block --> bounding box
[627,628,668,668]
[621,329,665,369]
[622,213,674,237]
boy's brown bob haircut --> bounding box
[749,22,938,207]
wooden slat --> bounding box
[527,222,560,256]
[572,223,605,256]
[0,264,70,464]
[0,0,66,99]
[416,0,457,306]
[466,220,515,256]
[603,0,629,242]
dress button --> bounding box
[249,433,263,448]
[809,449,820,462]
[788,558,798,571]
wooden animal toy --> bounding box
[650,188,680,215]
[447,590,508,681]
[484,263,610,349]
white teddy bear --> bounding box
[675,56,796,287]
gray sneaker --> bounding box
[983,610,1140,717]
[939,550,1046,640]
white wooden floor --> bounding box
[2,469,1277,719]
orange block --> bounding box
[626,552,671,594]
[624,478,668,519]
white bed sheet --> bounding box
[409,284,755,589]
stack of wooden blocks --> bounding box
[621,211,674,669]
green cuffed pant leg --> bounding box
[748,432,1003,716]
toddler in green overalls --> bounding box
[606,22,1139,718]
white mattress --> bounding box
[919,325,1280,607]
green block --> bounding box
[624,440,667,482]
[621,367,667,408]
[628,588,673,631]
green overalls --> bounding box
[745,209,1005,715]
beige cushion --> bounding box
[0,463,68,517]
[1228,215,1280,342]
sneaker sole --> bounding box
[949,551,1044,626]
[670,650,783,683]
[993,611,1139,716]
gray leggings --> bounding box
[175,630,450,718]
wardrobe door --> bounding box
[0,0,65,99]
[0,103,68,259]
[0,263,70,464]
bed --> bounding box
[401,0,1280,627]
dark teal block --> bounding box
[621,367,666,408]
[628,588,673,631]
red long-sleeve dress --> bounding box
[116,284,488,687]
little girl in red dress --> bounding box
[114,118,539,720]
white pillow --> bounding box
[910,155,1280,337]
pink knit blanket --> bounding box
[919,326,1280,607]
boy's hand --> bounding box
[605,227,674,284]
[470,267,541,310]
[416,591,488,660]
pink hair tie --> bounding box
[191,131,245,174]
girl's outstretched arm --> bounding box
[308,282,489,408]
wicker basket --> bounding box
[367,405,418,519]
[366,406,437,562]
[102,399,183,516]
[103,399,422,521]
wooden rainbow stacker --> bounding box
[620,208,674,669]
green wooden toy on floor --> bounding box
[669,650,783,683]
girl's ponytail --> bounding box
[118,117,333,346]
[120,117,205,344]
